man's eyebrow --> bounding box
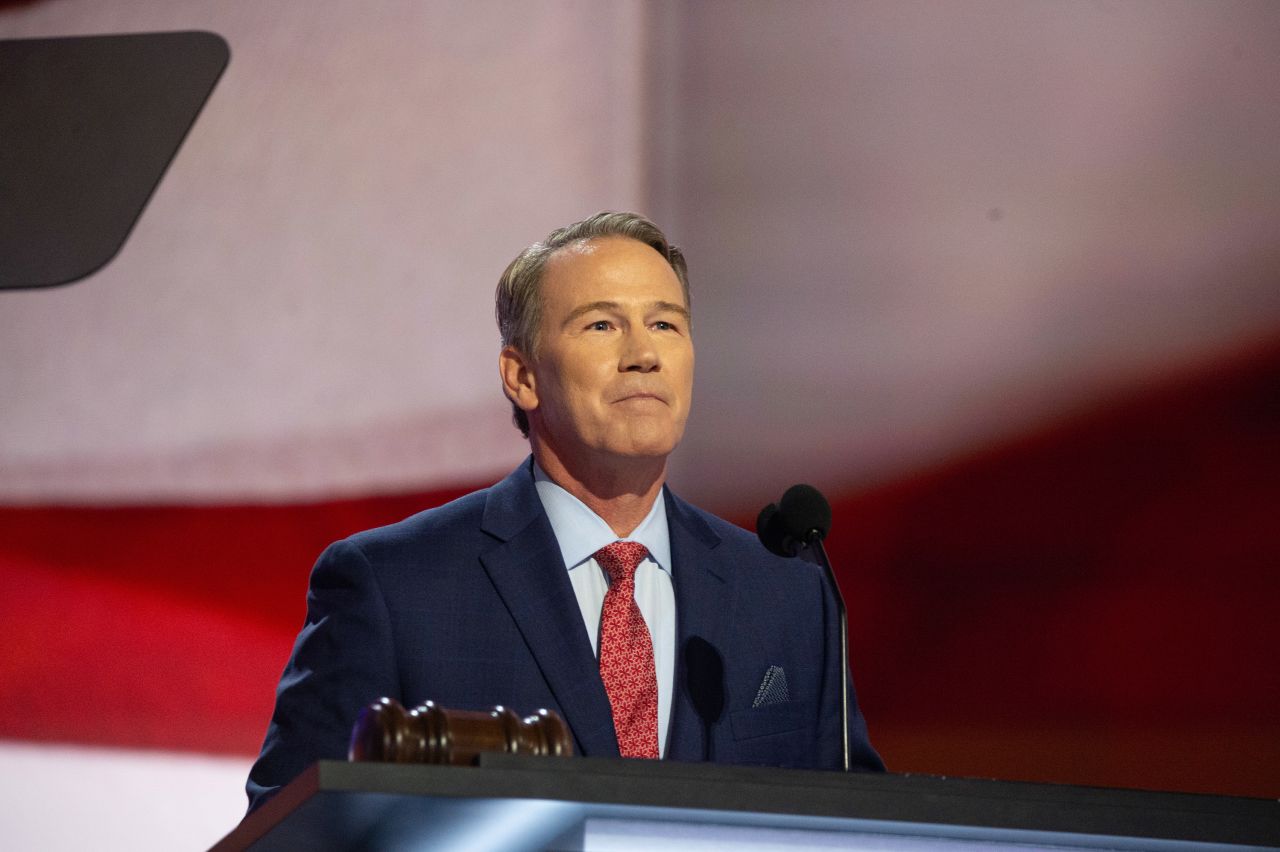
[562,300,691,326]
[651,300,692,322]
[562,301,622,326]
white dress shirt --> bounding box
[532,462,676,757]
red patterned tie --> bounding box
[595,541,659,758]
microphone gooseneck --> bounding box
[756,483,850,771]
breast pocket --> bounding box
[728,700,810,741]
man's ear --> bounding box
[499,345,538,414]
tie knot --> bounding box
[594,541,650,585]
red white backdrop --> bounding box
[2,2,1278,849]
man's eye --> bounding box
[589,320,612,331]
[653,320,677,331]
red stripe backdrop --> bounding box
[3,339,1276,796]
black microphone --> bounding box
[778,484,832,546]
[756,483,851,771]
[755,502,790,556]
[755,484,833,556]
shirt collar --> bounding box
[532,461,672,574]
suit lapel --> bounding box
[478,460,620,758]
[663,489,732,762]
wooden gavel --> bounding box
[348,697,574,765]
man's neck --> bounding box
[531,442,667,538]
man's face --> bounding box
[522,236,694,465]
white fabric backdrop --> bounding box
[3,1,1279,510]
[4,2,1278,511]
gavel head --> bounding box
[348,697,574,765]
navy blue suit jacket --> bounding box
[246,459,882,811]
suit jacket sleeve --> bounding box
[245,538,401,812]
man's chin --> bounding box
[605,430,682,461]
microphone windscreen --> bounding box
[779,484,831,541]
[756,502,790,556]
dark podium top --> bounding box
[212,755,1278,851]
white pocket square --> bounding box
[753,665,790,707]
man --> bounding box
[246,212,882,812]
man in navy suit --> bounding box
[246,212,882,812]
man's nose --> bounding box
[621,327,660,372]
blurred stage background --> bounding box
[2,1,1277,849]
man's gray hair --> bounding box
[495,211,690,438]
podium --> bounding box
[211,756,1278,851]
